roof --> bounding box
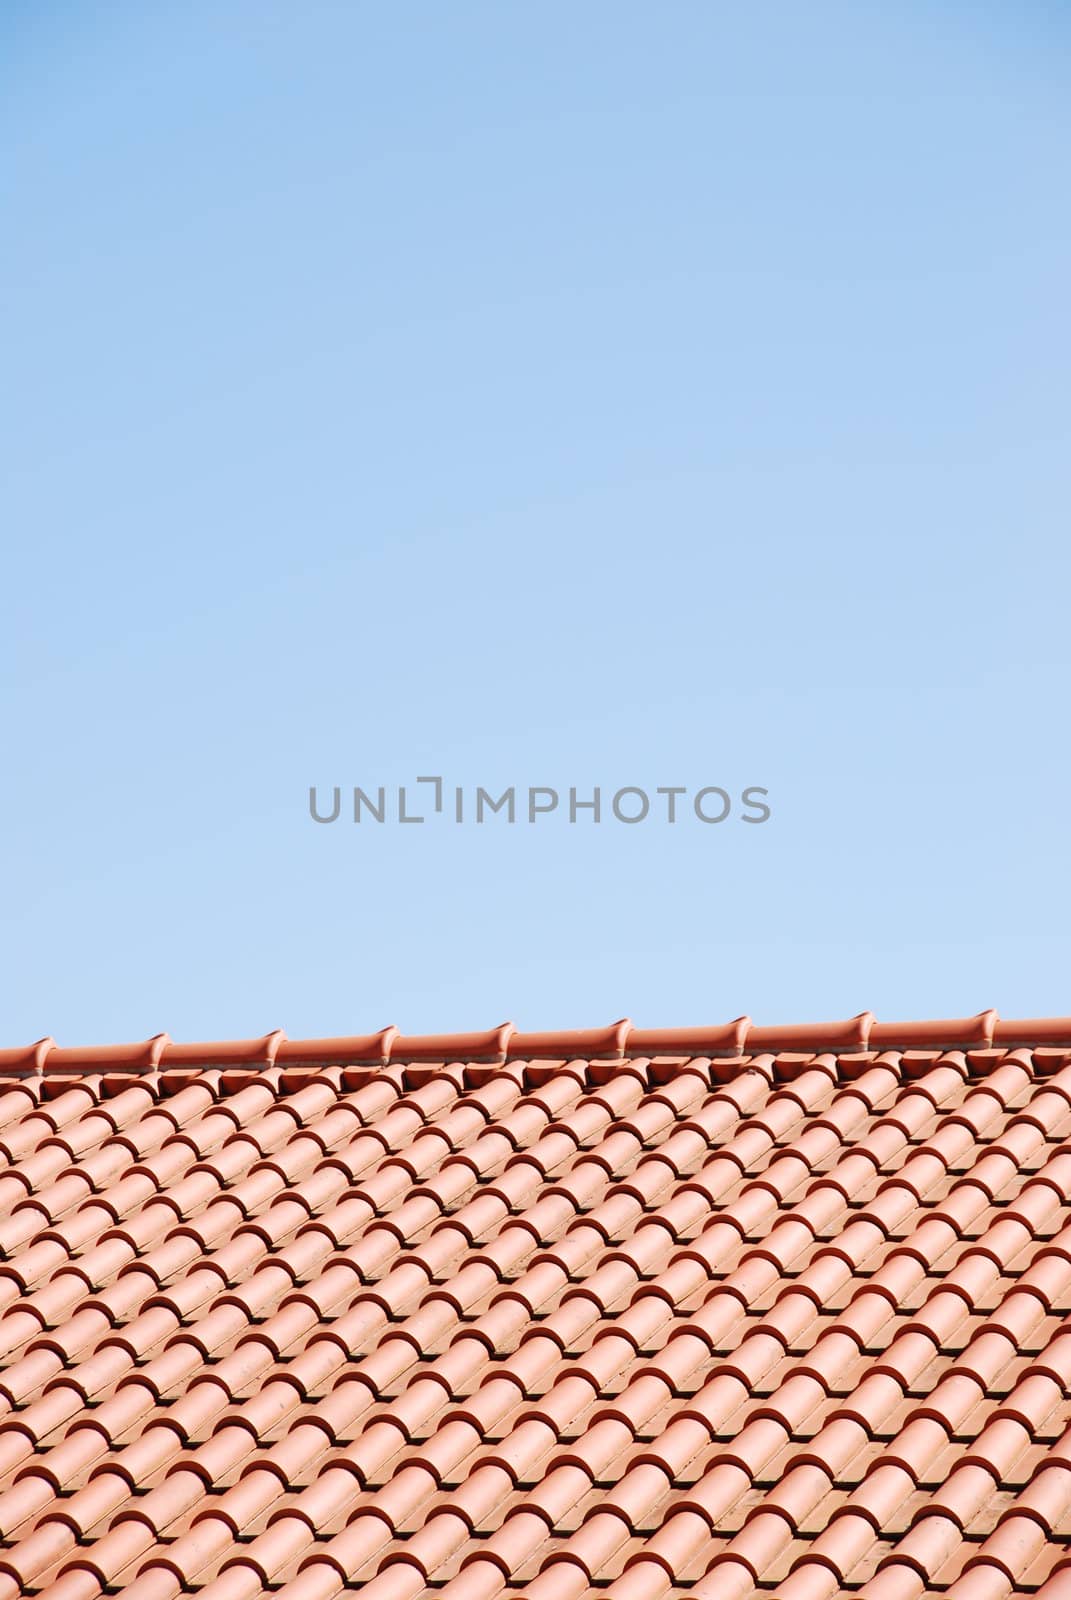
[1,1012,1071,1600]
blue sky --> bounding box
[2,3,1069,1047]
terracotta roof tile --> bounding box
[2,1014,1071,1595]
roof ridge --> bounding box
[1,1010,1070,1074]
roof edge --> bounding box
[1,1011,1070,1075]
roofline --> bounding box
[1,1010,1070,1075]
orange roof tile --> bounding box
[0,1014,1070,1597]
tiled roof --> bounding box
[1,1016,1071,1600]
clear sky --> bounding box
[2,3,1069,1048]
